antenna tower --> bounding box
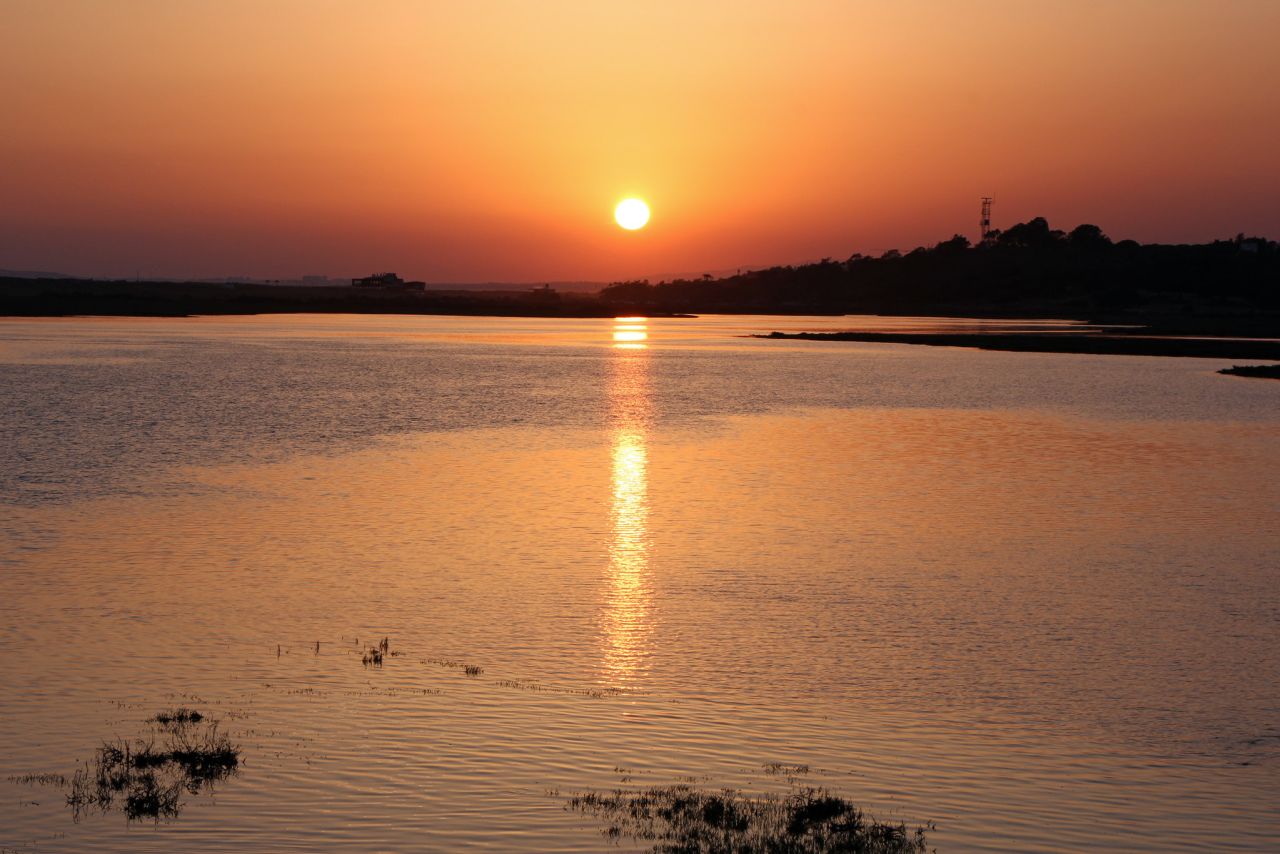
[980,197,993,242]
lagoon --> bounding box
[1,314,1277,851]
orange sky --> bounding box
[2,1,1278,282]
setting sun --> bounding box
[614,198,650,231]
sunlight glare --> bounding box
[602,347,653,685]
[612,317,648,348]
[614,198,650,230]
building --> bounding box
[526,283,560,303]
[351,272,426,292]
[352,272,403,287]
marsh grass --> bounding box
[361,637,400,667]
[424,657,486,676]
[151,708,204,728]
[496,678,626,699]
[7,773,69,787]
[66,714,240,822]
[763,764,810,777]
[566,784,931,853]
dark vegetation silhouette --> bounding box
[566,784,931,853]
[65,710,240,822]
[4,219,1276,332]
[602,220,1279,331]
[758,329,1280,360]
[1219,364,1280,380]
[0,278,630,318]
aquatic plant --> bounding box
[151,708,204,728]
[66,713,240,821]
[763,763,811,777]
[566,784,931,853]
[166,722,240,786]
[361,637,401,667]
[496,679,626,698]
[424,657,486,676]
[7,772,69,787]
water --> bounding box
[1,314,1277,851]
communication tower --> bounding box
[980,197,993,242]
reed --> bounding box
[65,711,240,821]
[151,708,204,728]
[566,784,931,853]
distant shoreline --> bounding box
[754,330,1280,361]
[0,276,678,319]
[1219,364,1280,379]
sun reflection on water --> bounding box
[612,316,649,348]
[601,318,653,685]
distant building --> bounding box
[301,275,330,285]
[526,283,560,303]
[352,272,426,292]
[353,272,404,287]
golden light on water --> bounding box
[600,339,653,685]
[612,316,649,348]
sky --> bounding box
[2,0,1278,282]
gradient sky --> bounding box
[3,0,1278,282]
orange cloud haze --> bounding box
[2,0,1277,281]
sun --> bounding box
[614,198,650,231]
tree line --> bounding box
[601,218,1279,317]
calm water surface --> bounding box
[1,314,1277,852]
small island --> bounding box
[755,330,1280,361]
[1219,364,1280,380]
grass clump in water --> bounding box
[362,636,399,667]
[66,714,240,822]
[151,708,204,728]
[166,722,240,784]
[763,763,811,777]
[566,784,930,853]
[7,772,69,787]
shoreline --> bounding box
[1219,364,1280,380]
[754,330,1280,361]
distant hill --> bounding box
[0,272,608,293]
[0,269,74,279]
[0,276,626,318]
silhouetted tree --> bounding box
[593,216,1280,317]
[1068,223,1111,246]
[934,234,971,253]
[998,217,1063,248]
